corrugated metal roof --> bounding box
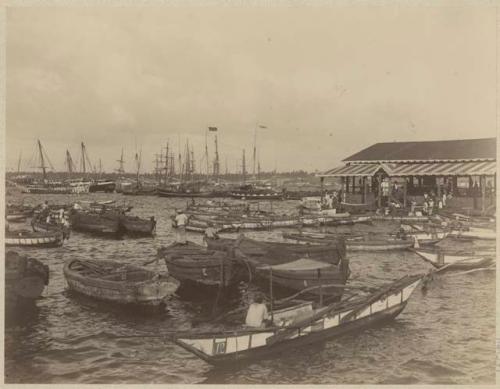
[386,161,496,176]
[343,138,496,162]
[320,161,496,177]
[321,163,384,177]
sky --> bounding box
[5,3,498,173]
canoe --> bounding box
[206,237,349,299]
[174,274,421,366]
[301,215,372,226]
[5,251,49,307]
[5,229,64,247]
[282,233,414,251]
[70,210,123,237]
[229,191,284,200]
[6,213,30,222]
[158,241,244,288]
[119,215,156,236]
[393,226,448,246]
[371,215,432,222]
[412,249,494,271]
[448,226,496,241]
[63,259,179,307]
[157,189,213,198]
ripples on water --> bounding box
[4,194,496,384]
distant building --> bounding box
[319,137,496,211]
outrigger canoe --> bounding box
[174,274,422,366]
[63,259,179,307]
[412,248,494,272]
[5,229,64,248]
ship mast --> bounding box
[213,133,220,181]
[116,148,125,174]
[65,150,74,175]
[37,139,47,181]
[17,151,22,173]
[242,149,246,184]
[205,130,209,180]
[253,127,257,177]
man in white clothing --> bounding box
[245,293,269,328]
[174,209,188,244]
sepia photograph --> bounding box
[2,1,497,385]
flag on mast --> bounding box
[208,127,218,132]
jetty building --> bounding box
[319,137,496,212]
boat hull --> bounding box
[5,231,64,247]
[63,259,179,306]
[120,216,156,236]
[70,211,123,237]
[175,278,420,366]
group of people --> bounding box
[38,200,71,228]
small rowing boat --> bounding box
[70,210,123,237]
[5,229,64,247]
[119,215,156,237]
[412,248,494,272]
[394,225,448,246]
[158,242,244,289]
[63,259,180,307]
[174,274,422,366]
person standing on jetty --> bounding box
[174,209,188,244]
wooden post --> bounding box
[362,177,367,203]
[377,173,382,208]
[352,176,356,194]
[403,179,407,208]
[481,175,486,214]
[320,176,324,203]
[436,177,441,198]
[346,176,350,194]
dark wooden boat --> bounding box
[63,258,180,307]
[6,213,30,222]
[5,229,64,247]
[119,215,156,236]
[89,179,116,193]
[158,241,244,288]
[282,232,414,251]
[206,237,349,299]
[31,219,71,240]
[5,251,49,307]
[157,189,213,198]
[69,210,123,237]
[174,274,422,366]
[413,248,495,272]
[229,191,284,200]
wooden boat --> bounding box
[158,241,244,288]
[371,215,432,222]
[301,215,372,226]
[89,179,116,193]
[413,248,494,272]
[119,215,156,236]
[187,201,249,212]
[6,213,30,222]
[70,210,123,237]
[5,229,64,247]
[63,259,180,307]
[229,189,284,200]
[393,225,448,246]
[282,233,414,251]
[5,251,50,307]
[448,226,496,241]
[174,274,422,366]
[206,237,349,299]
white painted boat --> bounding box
[413,249,494,271]
[448,227,496,241]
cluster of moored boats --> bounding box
[5,198,496,366]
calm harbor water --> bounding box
[4,193,496,384]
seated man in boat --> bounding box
[245,293,270,328]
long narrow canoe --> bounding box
[5,230,64,247]
[412,249,494,271]
[448,226,496,241]
[282,233,414,251]
[63,259,179,307]
[174,275,422,366]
